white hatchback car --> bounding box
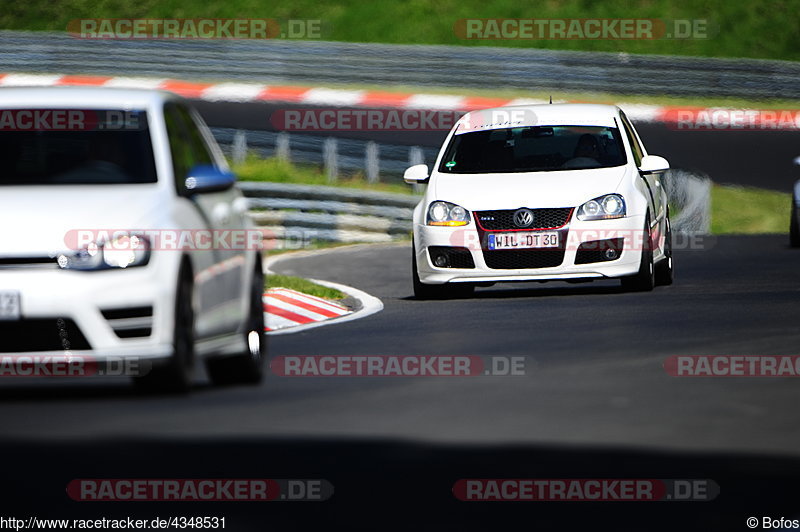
[406,104,673,298]
[0,87,265,391]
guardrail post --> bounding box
[276,132,291,162]
[232,130,247,165]
[365,141,379,183]
[323,138,339,182]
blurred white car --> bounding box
[0,87,265,391]
[406,104,673,298]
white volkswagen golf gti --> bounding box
[406,104,673,298]
[0,87,265,391]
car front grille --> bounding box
[474,208,573,231]
[481,247,567,270]
[0,318,91,352]
[473,207,572,269]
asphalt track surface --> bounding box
[2,235,800,530]
[193,99,800,192]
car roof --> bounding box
[455,103,621,134]
[0,86,181,109]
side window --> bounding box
[618,112,644,167]
[163,103,194,195]
[176,105,214,167]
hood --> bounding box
[0,185,168,256]
[431,166,629,211]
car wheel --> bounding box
[654,214,674,286]
[412,242,473,300]
[621,215,655,292]
[134,262,195,393]
[206,260,266,386]
[790,198,800,248]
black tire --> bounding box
[412,243,473,300]
[621,215,655,292]
[206,260,266,386]
[655,214,674,286]
[790,199,800,248]
[134,262,195,393]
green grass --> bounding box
[266,273,345,299]
[711,184,791,234]
[234,156,415,195]
[5,0,800,61]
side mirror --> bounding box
[184,165,236,194]
[403,164,430,184]
[639,155,670,174]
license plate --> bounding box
[0,291,20,321]
[488,232,559,250]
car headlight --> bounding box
[58,234,151,271]
[577,194,626,221]
[427,201,471,226]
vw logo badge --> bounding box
[513,208,534,228]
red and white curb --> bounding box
[261,248,384,335]
[0,72,794,126]
[263,279,383,335]
[263,287,350,333]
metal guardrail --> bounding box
[239,168,710,249]
[1,30,799,99]
[240,181,418,247]
[212,128,440,180]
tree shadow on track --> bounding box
[0,380,222,402]
[1,436,797,531]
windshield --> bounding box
[0,109,156,185]
[438,125,627,174]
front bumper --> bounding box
[414,215,645,284]
[0,260,177,363]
